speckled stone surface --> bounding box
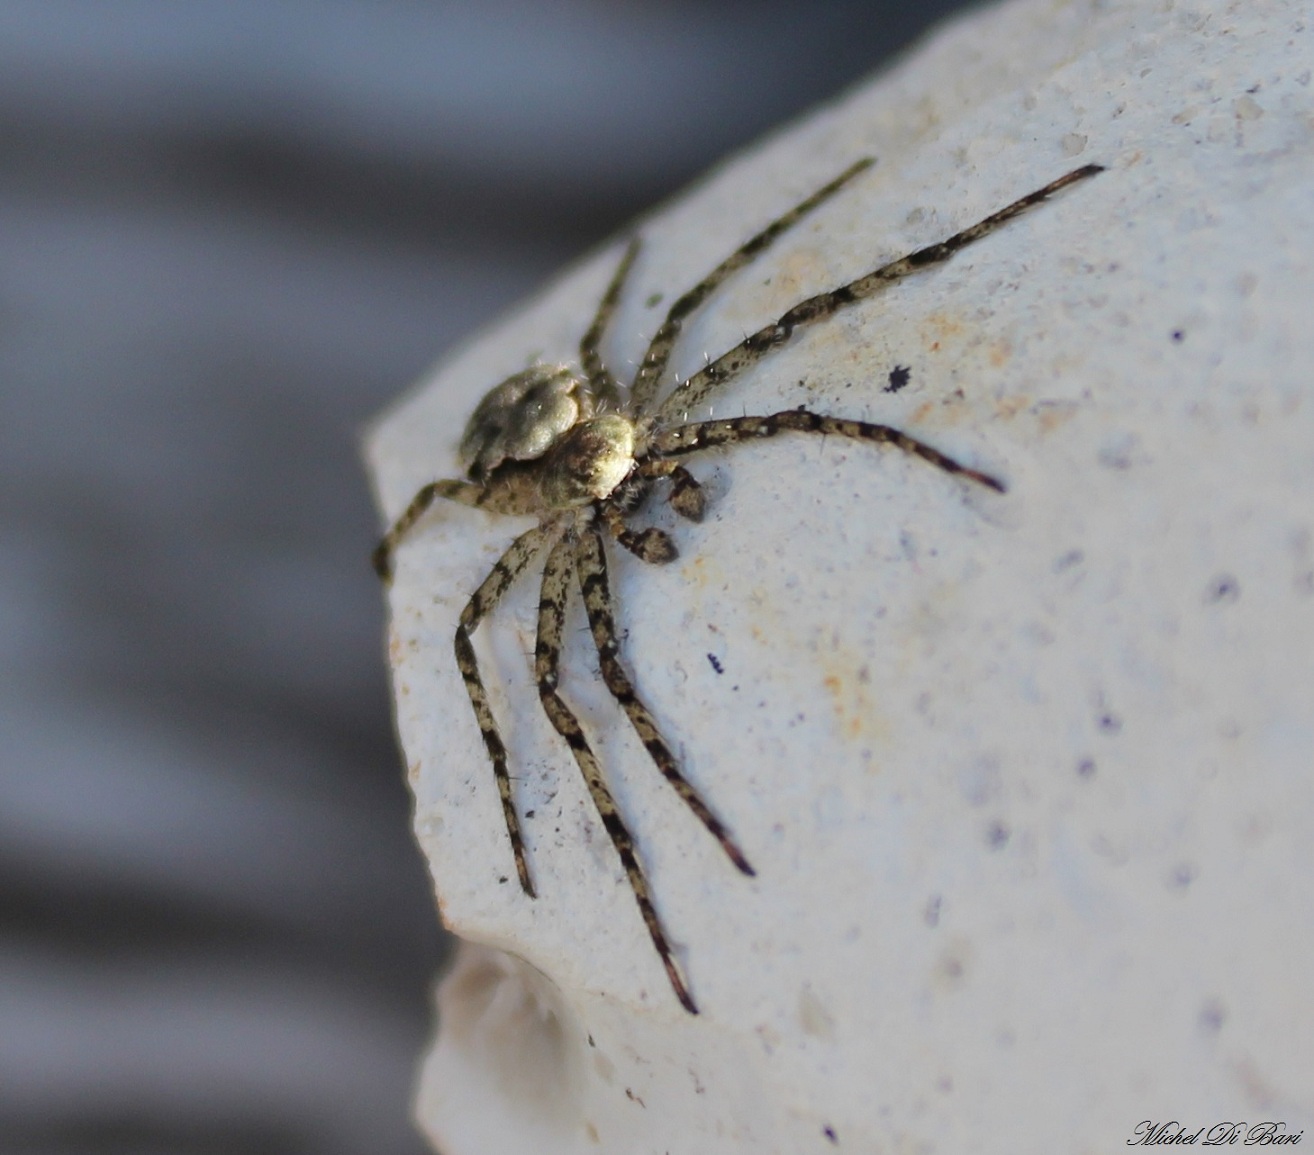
[368,0,1314,1149]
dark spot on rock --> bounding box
[1098,432,1143,470]
[823,1124,839,1144]
[1171,329,1185,342]
[1099,713,1123,735]
[924,895,942,928]
[1199,999,1226,1031]
[1171,862,1198,889]
[1206,574,1240,604]
[986,821,1010,849]
[707,653,724,675]
[885,364,911,392]
[1077,757,1097,779]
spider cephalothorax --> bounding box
[375,158,1103,1013]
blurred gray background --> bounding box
[0,2,971,1152]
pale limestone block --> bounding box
[367,0,1314,1150]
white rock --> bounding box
[366,0,1314,1150]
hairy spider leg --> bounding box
[635,459,706,521]
[577,521,755,881]
[373,478,488,581]
[454,522,558,898]
[533,531,699,1014]
[654,164,1104,424]
[580,237,641,409]
[628,157,876,418]
[650,409,1007,493]
[598,502,679,564]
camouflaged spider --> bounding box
[374,158,1103,1013]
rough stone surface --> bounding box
[367,0,1314,1150]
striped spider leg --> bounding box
[534,522,754,1013]
[636,162,1105,426]
[375,157,1104,1013]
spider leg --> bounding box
[533,531,699,1014]
[630,157,874,418]
[580,238,641,410]
[650,409,1007,493]
[599,503,678,565]
[636,459,706,521]
[374,478,493,581]
[654,164,1104,423]
[578,521,755,882]
[454,522,558,898]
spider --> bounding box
[374,158,1103,1014]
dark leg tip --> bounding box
[372,542,394,583]
[637,528,679,564]
[669,969,699,1016]
[962,467,1007,494]
[670,484,706,523]
[722,840,756,877]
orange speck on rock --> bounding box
[994,394,1031,421]
[1033,399,1080,433]
[922,311,965,354]
[821,671,867,739]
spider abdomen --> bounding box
[459,363,590,481]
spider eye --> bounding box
[460,364,588,480]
